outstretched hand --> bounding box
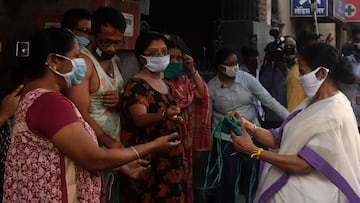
[324,33,334,44]
[152,132,181,153]
[116,159,151,180]
[226,110,251,127]
[230,124,256,155]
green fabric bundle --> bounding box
[203,116,257,203]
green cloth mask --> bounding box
[164,63,185,79]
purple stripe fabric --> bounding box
[299,146,360,203]
[258,173,289,203]
[269,110,301,144]
[257,110,302,201]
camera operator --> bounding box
[259,29,294,129]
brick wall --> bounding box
[258,0,267,24]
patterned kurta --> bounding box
[120,78,185,203]
[3,88,101,202]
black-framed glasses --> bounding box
[144,49,169,57]
[74,27,92,35]
[97,39,124,48]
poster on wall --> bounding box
[123,12,134,37]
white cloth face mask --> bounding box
[298,66,329,97]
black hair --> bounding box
[61,8,92,30]
[214,47,238,67]
[24,27,75,79]
[299,43,354,84]
[296,31,319,52]
[134,31,168,61]
[352,29,360,38]
[91,7,126,35]
[167,40,182,52]
[166,34,191,56]
[241,45,259,58]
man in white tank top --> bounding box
[64,7,149,203]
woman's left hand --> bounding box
[183,54,195,71]
[116,159,151,180]
[231,124,257,155]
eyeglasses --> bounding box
[97,39,124,48]
[144,49,169,57]
[74,27,92,35]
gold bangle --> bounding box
[250,148,264,160]
[130,146,140,159]
[162,110,167,121]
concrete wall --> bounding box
[277,0,296,37]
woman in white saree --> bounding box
[230,43,360,203]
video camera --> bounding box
[265,27,285,62]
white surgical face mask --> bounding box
[142,55,170,72]
[298,67,329,98]
[221,64,239,77]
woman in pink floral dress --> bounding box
[3,27,180,203]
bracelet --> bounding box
[190,69,198,77]
[162,110,167,121]
[253,124,258,135]
[130,146,140,159]
[250,148,264,160]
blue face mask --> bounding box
[48,54,87,88]
[75,35,90,48]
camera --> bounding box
[265,27,285,62]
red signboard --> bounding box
[346,0,360,22]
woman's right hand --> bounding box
[231,124,257,155]
[152,132,181,153]
[164,105,183,123]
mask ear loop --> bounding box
[316,66,329,80]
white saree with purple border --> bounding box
[255,92,360,203]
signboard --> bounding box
[291,0,328,17]
[345,0,360,22]
[333,0,345,22]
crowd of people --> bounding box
[0,5,359,203]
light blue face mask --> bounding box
[75,35,90,48]
[48,54,87,88]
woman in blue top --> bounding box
[207,47,289,202]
